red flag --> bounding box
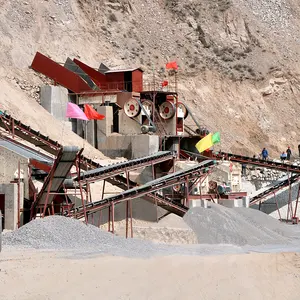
[166,61,178,70]
[84,104,105,120]
[161,80,168,87]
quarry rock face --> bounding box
[1,0,300,156]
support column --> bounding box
[152,163,158,222]
[42,178,53,217]
[111,202,115,234]
[108,205,111,232]
[78,182,88,225]
[130,199,133,238]
[287,171,293,222]
[293,184,300,219]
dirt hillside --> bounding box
[1,0,300,157]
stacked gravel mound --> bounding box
[184,203,299,246]
[3,216,162,257]
[3,216,246,257]
[4,208,300,256]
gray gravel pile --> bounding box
[184,203,299,246]
[3,216,157,257]
[2,216,244,257]
[3,209,300,256]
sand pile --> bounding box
[184,203,299,246]
[99,213,197,245]
[131,214,197,244]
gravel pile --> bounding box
[2,216,244,257]
[4,206,300,256]
[184,203,299,246]
[3,216,157,257]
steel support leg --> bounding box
[101,180,106,200]
[79,182,88,225]
[42,177,53,218]
[185,177,189,207]
[126,200,129,239]
[152,164,158,222]
[128,199,133,238]
[287,172,293,222]
[112,202,115,234]
[293,184,300,219]
[108,206,111,232]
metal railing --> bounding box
[78,80,177,93]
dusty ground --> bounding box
[0,250,299,300]
[1,0,300,157]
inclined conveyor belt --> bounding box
[0,112,61,155]
[249,174,300,206]
[0,111,213,216]
[68,160,215,216]
[35,146,80,206]
[0,112,101,170]
[213,151,300,173]
[75,151,174,182]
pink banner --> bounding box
[66,103,88,120]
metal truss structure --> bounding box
[66,160,215,236]
[208,151,300,223]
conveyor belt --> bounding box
[67,160,215,217]
[0,112,61,155]
[75,151,175,183]
[0,139,53,163]
[34,146,80,207]
[0,112,101,171]
[0,111,196,216]
[249,174,300,206]
[213,151,300,173]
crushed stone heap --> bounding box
[184,203,300,246]
[2,216,246,257]
[3,216,161,257]
[4,205,300,256]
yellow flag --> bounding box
[195,133,213,153]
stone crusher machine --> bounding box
[119,90,210,156]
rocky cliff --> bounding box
[1,0,300,157]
